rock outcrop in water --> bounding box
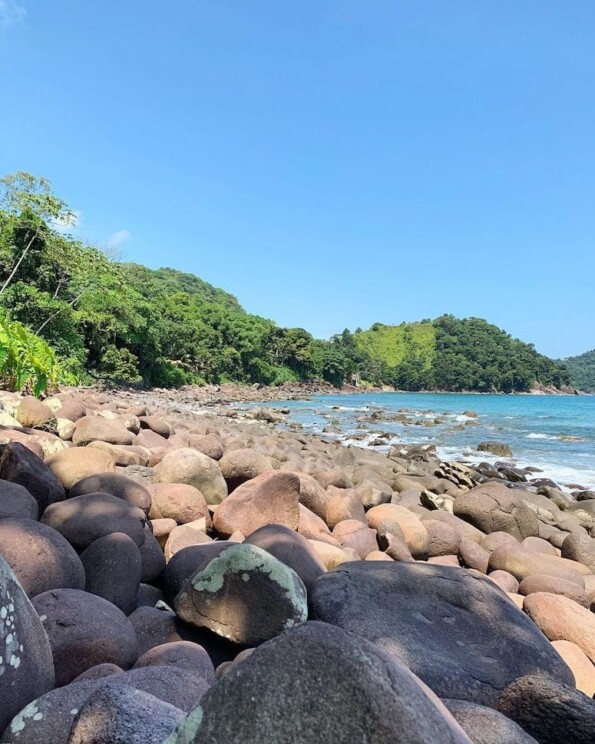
[0,386,594,743]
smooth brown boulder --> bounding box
[482,531,519,552]
[488,544,587,586]
[139,416,172,438]
[46,447,116,490]
[0,517,85,597]
[523,592,595,663]
[519,575,591,607]
[425,519,461,557]
[55,397,87,422]
[138,428,171,450]
[0,441,65,511]
[522,535,558,556]
[15,396,54,428]
[421,510,485,544]
[32,587,139,685]
[325,486,366,529]
[459,539,490,574]
[295,472,329,520]
[213,471,300,537]
[164,519,212,561]
[81,532,142,614]
[0,478,38,519]
[308,540,353,569]
[218,448,272,492]
[174,543,308,646]
[69,472,151,513]
[487,570,519,594]
[133,641,216,683]
[367,504,430,559]
[189,434,224,461]
[332,519,378,558]
[41,492,146,549]
[454,483,539,540]
[72,416,135,447]
[551,640,595,697]
[297,503,337,545]
[561,533,595,573]
[148,483,211,526]
[0,554,55,734]
[245,523,326,593]
[444,699,539,744]
[154,448,227,505]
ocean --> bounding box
[256,392,595,490]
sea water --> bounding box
[256,393,595,490]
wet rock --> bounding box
[497,674,595,744]
[154,448,227,505]
[311,561,573,706]
[174,543,307,645]
[0,518,85,597]
[478,442,513,457]
[81,533,142,614]
[244,523,326,593]
[167,621,471,744]
[213,471,300,537]
[67,682,183,744]
[70,473,151,514]
[46,448,116,490]
[32,588,139,685]
[147,483,211,525]
[444,699,538,744]
[41,492,146,550]
[0,480,38,520]
[0,554,55,735]
[0,442,65,511]
[523,592,595,662]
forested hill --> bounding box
[0,171,570,394]
[557,350,595,392]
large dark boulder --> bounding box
[174,544,308,645]
[310,561,573,706]
[0,554,55,735]
[162,543,233,604]
[0,479,38,520]
[0,442,65,512]
[168,621,471,743]
[31,588,139,685]
[70,473,151,514]
[81,532,141,614]
[497,674,595,744]
[0,518,85,597]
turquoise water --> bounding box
[260,393,595,490]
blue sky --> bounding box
[0,1,593,358]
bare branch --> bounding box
[0,224,40,296]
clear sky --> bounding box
[1,1,593,358]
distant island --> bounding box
[0,171,581,396]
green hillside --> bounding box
[0,170,571,395]
[557,350,595,392]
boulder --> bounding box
[487,570,519,594]
[218,448,272,492]
[454,483,539,540]
[69,473,151,514]
[139,416,172,438]
[81,533,142,614]
[366,504,429,559]
[154,449,227,505]
[458,539,490,573]
[74,663,124,681]
[561,533,595,573]
[325,487,366,528]
[0,479,38,520]
[55,398,87,422]
[72,416,135,447]
[133,641,216,684]
[551,640,595,697]
[139,527,166,582]
[444,699,538,744]
[488,544,587,586]
[162,543,234,604]
[167,621,471,744]
[67,683,183,744]
[213,471,300,537]
[147,483,211,525]
[188,434,223,461]
[46,448,116,490]
[519,575,590,607]
[15,397,54,429]
[497,674,595,744]
[174,543,307,645]
[425,519,461,557]
[0,442,65,511]
[523,592,595,663]
[0,554,55,735]
[311,561,574,706]
[244,524,326,593]
[0,518,85,597]
[478,442,513,457]
[41,492,146,550]
[31,588,139,685]
[164,519,211,561]
[332,519,378,558]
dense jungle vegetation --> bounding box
[0,171,571,394]
[557,350,595,392]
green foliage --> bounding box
[0,310,60,395]
[0,170,571,394]
[557,350,595,392]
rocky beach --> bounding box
[0,385,594,743]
